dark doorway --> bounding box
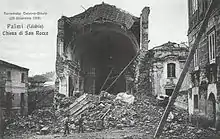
[68,76,74,97]
[207,93,216,128]
[166,89,174,96]
[20,93,25,115]
[5,92,13,116]
[194,94,199,109]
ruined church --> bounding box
[55,3,150,96]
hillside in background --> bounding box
[29,71,55,83]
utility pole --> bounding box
[154,0,218,138]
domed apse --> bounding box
[74,23,138,94]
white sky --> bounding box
[0,0,188,76]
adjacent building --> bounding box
[150,42,189,97]
[142,42,190,109]
[187,0,220,129]
[0,60,29,115]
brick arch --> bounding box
[72,21,140,58]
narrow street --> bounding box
[13,128,147,139]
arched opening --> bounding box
[207,93,216,127]
[73,23,138,94]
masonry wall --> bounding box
[135,7,150,93]
[146,42,190,109]
[0,69,6,136]
[152,60,190,96]
[56,17,80,97]
[151,45,190,95]
[187,1,220,129]
[0,64,28,115]
[5,68,28,115]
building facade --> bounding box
[187,0,220,129]
[0,60,29,115]
[149,42,190,109]
[55,3,150,96]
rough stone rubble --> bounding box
[4,91,218,139]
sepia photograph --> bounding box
[0,0,220,138]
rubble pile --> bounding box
[5,107,54,136]
[130,94,164,134]
[48,92,161,133]
[4,90,78,136]
[136,95,217,138]
[54,93,78,109]
[83,98,137,131]
[47,94,80,133]
[82,92,217,138]
[79,92,163,133]
[161,108,217,138]
[162,122,216,139]
[4,91,219,138]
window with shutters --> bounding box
[194,48,199,70]
[208,30,216,64]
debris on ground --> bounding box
[115,92,135,104]
[4,91,219,139]
[5,107,54,136]
[156,94,169,107]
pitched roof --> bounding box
[0,59,29,71]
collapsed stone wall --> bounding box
[55,3,150,97]
[136,49,154,95]
[69,3,137,30]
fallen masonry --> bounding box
[4,91,220,139]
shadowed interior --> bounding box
[73,23,138,94]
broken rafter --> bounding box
[100,68,113,92]
[104,47,145,92]
[154,0,218,138]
